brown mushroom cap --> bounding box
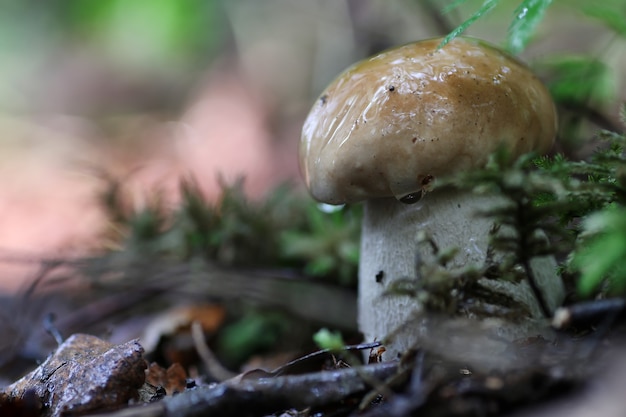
[300,37,557,204]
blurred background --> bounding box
[0,0,624,291]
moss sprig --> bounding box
[447,130,626,300]
[99,176,361,284]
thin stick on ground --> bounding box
[191,321,237,382]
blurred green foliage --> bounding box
[100,176,361,365]
[540,57,615,108]
[60,0,225,73]
[312,328,346,352]
[101,177,361,286]
[0,0,229,113]
[565,130,626,296]
[217,310,291,367]
[574,0,626,38]
[572,206,626,296]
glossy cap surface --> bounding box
[300,37,557,204]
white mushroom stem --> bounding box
[358,188,565,359]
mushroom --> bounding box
[299,37,564,358]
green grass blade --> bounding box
[439,0,500,49]
[507,0,553,53]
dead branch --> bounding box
[88,361,401,417]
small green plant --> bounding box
[280,204,360,285]
[99,176,360,284]
[216,310,292,367]
[449,129,626,299]
[571,206,626,296]
[312,328,346,352]
[385,231,486,316]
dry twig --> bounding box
[88,361,401,417]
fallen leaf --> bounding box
[145,362,188,395]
